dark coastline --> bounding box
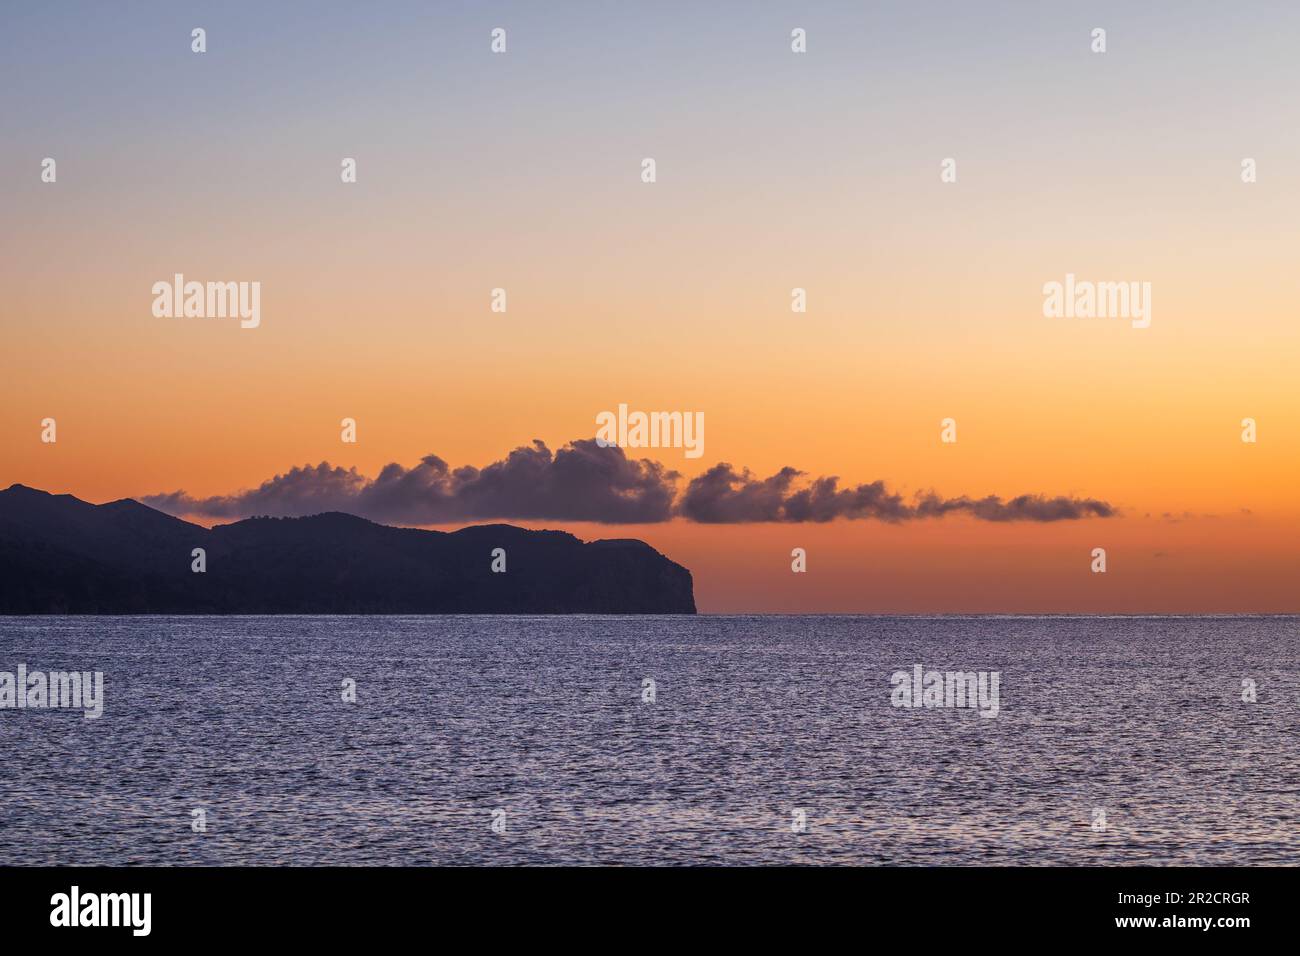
[0,484,696,615]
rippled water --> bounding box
[0,615,1295,865]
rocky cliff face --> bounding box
[0,484,695,614]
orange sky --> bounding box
[2,4,1297,611]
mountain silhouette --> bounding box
[0,484,695,614]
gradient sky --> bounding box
[3,1,1297,611]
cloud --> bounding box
[677,465,912,522]
[678,465,1115,523]
[144,439,678,524]
[912,491,1116,522]
[143,439,1116,525]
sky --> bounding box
[2,1,1297,612]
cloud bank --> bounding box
[677,464,1114,522]
[143,439,1116,525]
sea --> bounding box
[0,615,1295,866]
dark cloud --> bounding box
[677,465,912,523]
[913,492,1116,522]
[144,439,678,524]
[143,440,1116,525]
[678,465,1115,523]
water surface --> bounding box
[0,615,1294,865]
